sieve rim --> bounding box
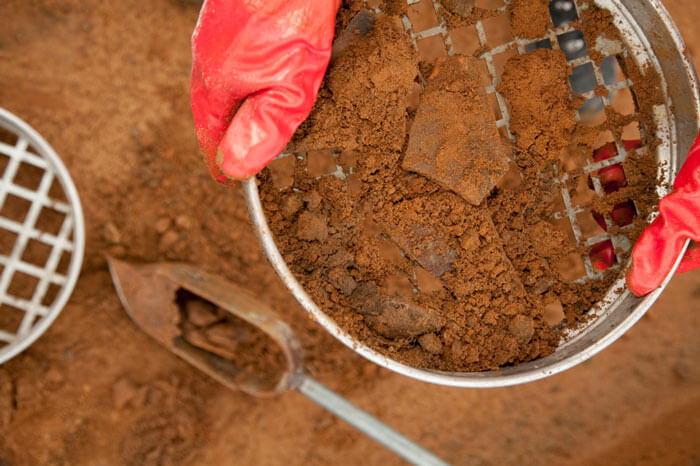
[0,107,86,364]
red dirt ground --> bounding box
[0,1,699,464]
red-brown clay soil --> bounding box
[0,0,699,465]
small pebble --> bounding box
[304,190,323,211]
[328,268,358,296]
[509,315,534,344]
[418,333,443,354]
[155,217,171,234]
[406,82,423,113]
[112,377,138,410]
[362,297,445,339]
[459,231,479,251]
[104,222,122,244]
[175,215,193,230]
[281,195,304,220]
[414,267,443,294]
[185,299,219,327]
[543,297,565,326]
[159,230,179,250]
[496,162,523,191]
[532,279,553,295]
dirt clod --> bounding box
[361,297,445,339]
[296,211,328,242]
[543,296,565,326]
[509,315,535,345]
[418,333,444,354]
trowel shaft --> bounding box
[296,376,449,466]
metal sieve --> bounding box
[244,0,699,387]
[0,108,85,364]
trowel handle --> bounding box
[296,376,449,466]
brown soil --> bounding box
[498,48,577,165]
[0,0,699,464]
[291,15,419,154]
[576,4,623,63]
[260,1,663,371]
[508,0,552,39]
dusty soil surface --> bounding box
[0,0,699,464]
[508,0,551,39]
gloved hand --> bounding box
[190,0,340,181]
[627,132,700,295]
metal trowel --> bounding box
[106,257,447,466]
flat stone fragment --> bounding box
[403,55,511,205]
[361,296,445,339]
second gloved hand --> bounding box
[627,132,700,295]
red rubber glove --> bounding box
[190,0,340,181]
[627,132,700,295]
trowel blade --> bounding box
[106,257,181,346]
[106,257,304,396]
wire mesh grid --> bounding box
[0,108,84,363]
[395,0,651,284]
